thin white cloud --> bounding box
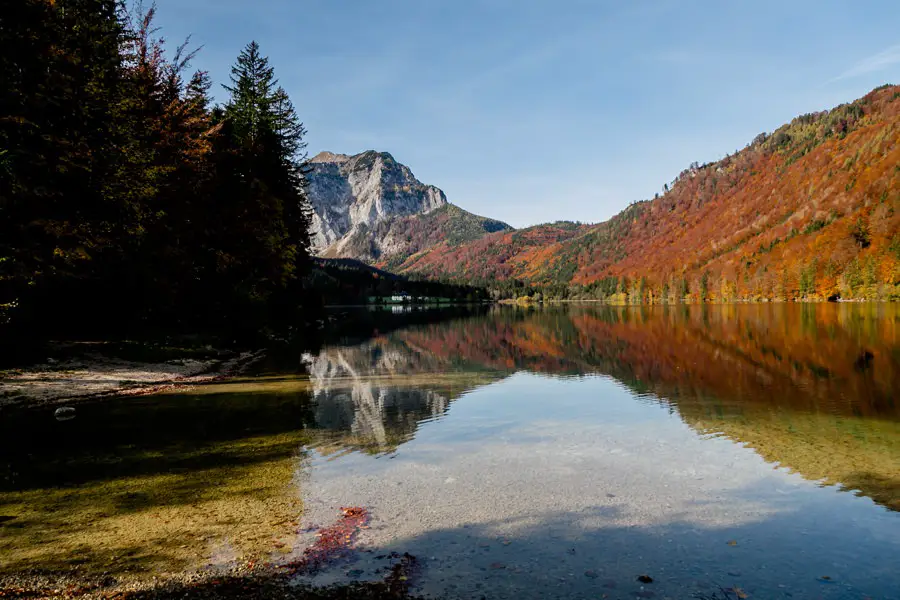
[833,43,900,81]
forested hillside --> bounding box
[397,85,900,302]
[1,1,316,341]
[342,203,511,269]
[397,221,589,282]
[5,0,896,333]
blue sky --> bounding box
[156,1,900,228]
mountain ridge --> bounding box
[390,84,900,301]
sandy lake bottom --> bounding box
[296,372,900,600]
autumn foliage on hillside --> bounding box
[398,85,900,302]
[396,221,589,281]
[369,204,511,270]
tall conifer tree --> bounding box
[216,41,313,326]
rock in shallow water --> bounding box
[54,406,75,421]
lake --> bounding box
[2,304,899,599]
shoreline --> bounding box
[503,297,895,305]
[0,347,266,409]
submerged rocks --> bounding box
[54,406,75,421]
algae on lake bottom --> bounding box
[0,431,306,580]
[0,367,501,581]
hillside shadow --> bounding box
[0,388,319,492]
[0,387,321,580]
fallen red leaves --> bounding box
[282,506,370,575]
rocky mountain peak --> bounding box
[310,151,351,164]
[306,150,448,255]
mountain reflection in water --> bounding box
[297,326,509,455]
[1,303,898,594]
[306,303,899,510]
[296,303,899,600]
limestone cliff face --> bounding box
[306,150,510,264]
[307,150,447,257]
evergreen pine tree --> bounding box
[216,41,313,328]
[113,3,218,325]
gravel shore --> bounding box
[0,346,265,408]
[0,562,421,600]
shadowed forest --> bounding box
[1,1,488,351]
[2,1,321,341]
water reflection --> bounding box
[389,303,898,415]
[301,337,508,455]
[303,369,900,599]
[2,303,899,596]
[299,304,900,599]
[335,304,898,511]
[0,339,502,581]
